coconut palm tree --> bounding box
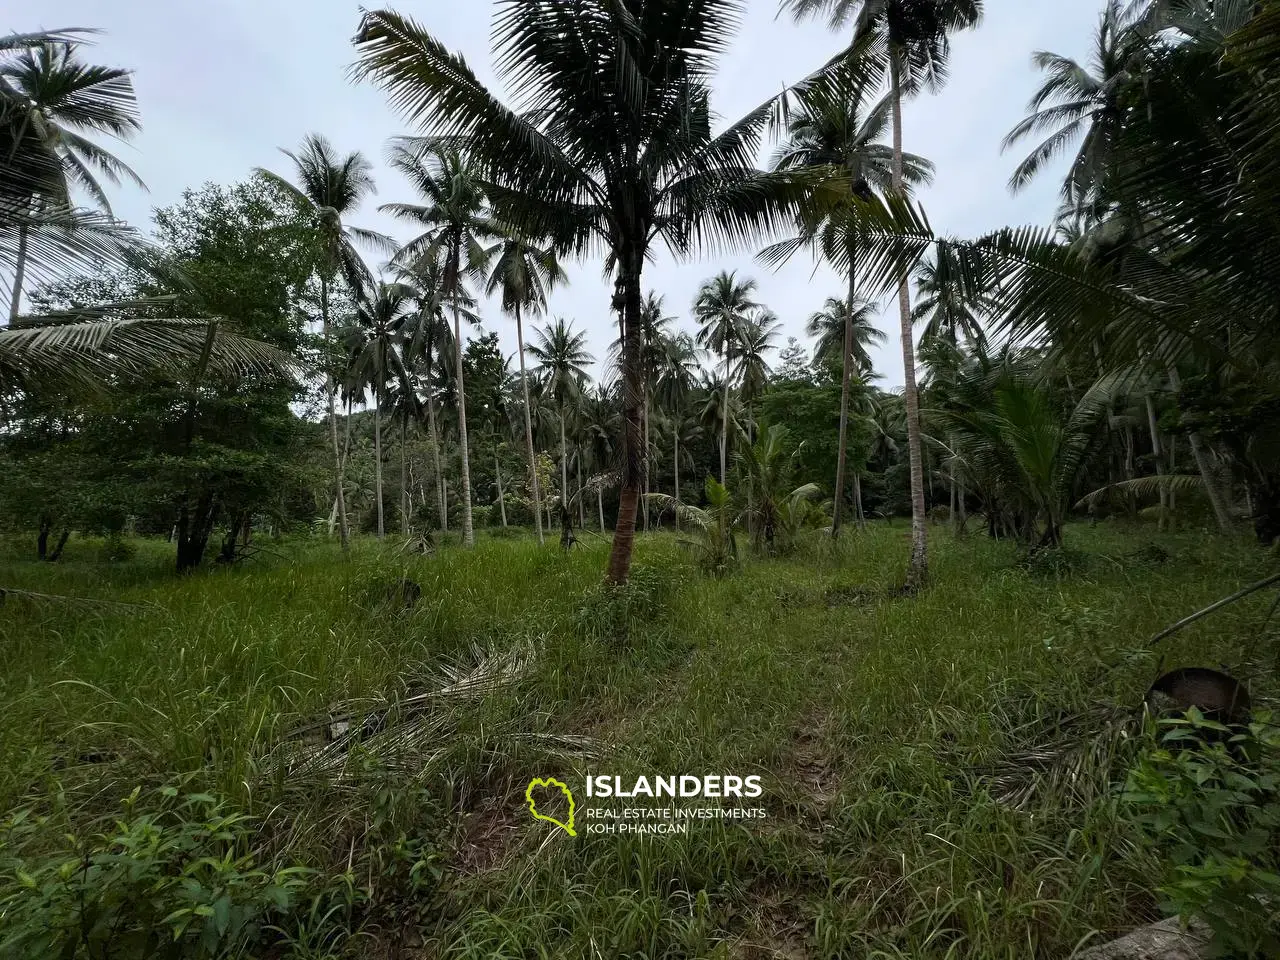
[735,307,781,436]
[694,271,759,484]
[1001,0,1144,206]
[345,281,413,538]
[772,61,931,539]
[782,0,984,589]
[528,318,593,519]
[911,248,990,348]
[657,332,702,522]
[636,293,677,529]
[808,296,884,375]
[257,134,391,552]
[381,139,499,548]
[1,38,145,319]
[484,231,566,545]
[354,0,836,584]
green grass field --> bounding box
[1,523,1275,958]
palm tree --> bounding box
[355,0,831,584]
[484,232,566,545]
[636,293,677,530]
[528,318,593,520]
[257,134,390,552]
[735,308,781,435]
[1001,0,1143,206]
[694,271,760,485]
[345,282,413,538]
[772,60,931,539]
[1,38,145,319]
[657,332,702,525]
[808,296,884,375]
[911,249,989,348]
[783,0,984,589]
[382,140,499,548]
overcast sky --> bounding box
[33,0,1101,388]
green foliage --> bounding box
[574,564,675,646]
[1122,713,1280,957]
[0,786,318,959]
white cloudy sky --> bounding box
[32,0,1101,387]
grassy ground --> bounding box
[0,522,1276,958]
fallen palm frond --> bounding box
[277,640,595,779]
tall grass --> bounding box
[0,523,1274,957]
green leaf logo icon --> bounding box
[525,777,577,836]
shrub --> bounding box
[100,532,137,563]
[574,564,674,646]
[1121,711,1280,958]
[0,786,320,959]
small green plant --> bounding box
[574,564,673,645]
[1121,711,1280,958]
[99,531,137,563]
[647,476,738,576]
[0,786,317,959]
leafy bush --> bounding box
[1121,712,1280,958]
[99,532,137,563]
[0,786,320,959]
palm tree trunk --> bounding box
[560,409,569,518]
[320,275,350,552]
[427,395,445,533]
[1165,362,1232,532]
[832,266,856,539]
[606,265,645,584]
[9,223,28,321]
[577,448,585,529]
[891,54,929,591]
[451,280,475,548]
[643,388,651,532]
[597,484,605,531]
[674,430,681,533]
[720,348,731,485]
[374,388,385,538]
[854,471,865,526]
[400,419,410,535]
[495,449,507,527]
[515,304,544,545]
[1144,391,1168,531]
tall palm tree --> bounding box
[694,271,759,485]
[637,293,677,530]
[657,332,702,522]
[808,296,884,374]
[772,63,931,538]
[528,318,593,519]
[345,281,413,538]
[257,134,390,552]
[484,231,566,545]
[735,307,781,433]
[911,249,989,348]
[1001,0,1144,206]
[783,0,983,589]
[393,258,468,533]
[382,139,499,548]
[355,0,834,584]
[1,39,145,319]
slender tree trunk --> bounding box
[577,448,585,529]
[1144,392,1168,531]
[674,431,681,533]
[321,275,350,552]
[720,348,731,485]
[1166,362,1232,532]
[643,387,651,532]
[854,472,865,527]
[374,389,385,538]
[495,449,507,527]
[832,265,857,538]
[400,419,409,535]
[606,264,645,584]
[451,275,475,547]
[9,223,28,321]
[427,396,446,533]
[891,55,929,591]
[515,303,544,545]
[560,409,569,516]
[597,484,605,531]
